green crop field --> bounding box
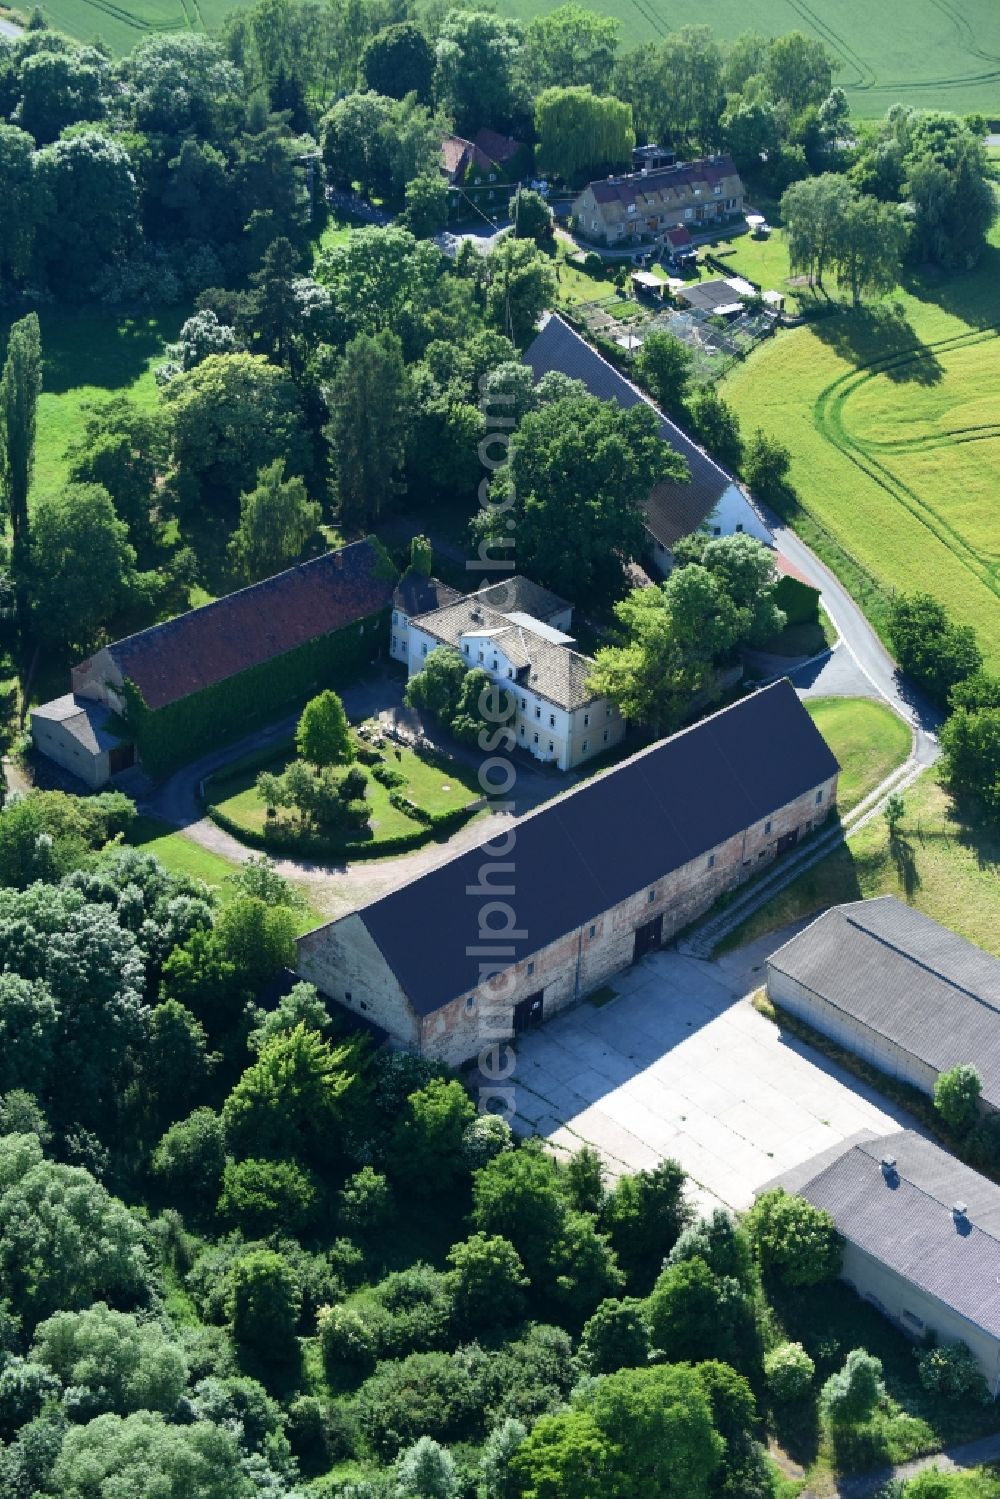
[495,0,1000,117]
[723,222,1000,671]
[22,0,1000,114]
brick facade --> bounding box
[297,771,837,1069]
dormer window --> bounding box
[627,203,636,214]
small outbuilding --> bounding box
[30,694,134,788]
[763,1128,1000,1394]
[767,897,1000,1111]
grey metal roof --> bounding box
[31,694,121,756]
[409,595,597,710]
[523,314,744,549]
[768,898,1000,1108]
[767,1130,1000,1341]
[298,679,839,1017]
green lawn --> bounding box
[722,218,1000,671]
[0,306,182,497]
[806,696,911,814]
[722,769,1000,957]
[124,814,323,932]
[206,741,485,852]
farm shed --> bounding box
[767,898,1000,1110]
[34,539,396,785]
[763,1129,1000,1393]
[523,313,773,573]
[297,680,838,1067]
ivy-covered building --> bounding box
[32,539,396,785]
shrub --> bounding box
[318,1303,379,1377]
[764,1341,815,1402]
[967,1111,1000,1171]
[218,1157,319,1236]
[338,1167,394,1235]
[916,1341,989,1403]
[583,252,604,275]
[579,1297,651,1374]
[888,593,982,706]
[933,1064,982,1135]
[745,1189,841,1286]
[820,1348,885,1425]
[372,763,406,788]
[226,1249,302,1356]
[461,1113,513,1170]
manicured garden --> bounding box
[204,729,486,860]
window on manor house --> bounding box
[582,740,588,753]
[765,819,772,834]
[527,961,534,976]
[816,789,824,804]
[549,714,555,727]
[707,853,715,869]
[589,924,596,938]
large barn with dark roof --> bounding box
[523,314,772,574]
[32,539,395,786]
[297,680,839,1067]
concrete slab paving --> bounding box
[509,947,917,1212]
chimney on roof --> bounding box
[333,551,343,568]
[880,1155,898,1183]
[953,1201,969,1221]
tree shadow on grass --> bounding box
[888,831,921,899]
[807,303,945,385]
[9,307,186,397]
[901,242,1000,333]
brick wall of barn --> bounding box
[411,770,838,1069]
[296,913,420,1050]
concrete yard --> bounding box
[509,941,915,1214]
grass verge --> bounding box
[720,770,1000,957]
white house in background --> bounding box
[523,313,773,575]
[404,576,624,771]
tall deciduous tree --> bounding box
[0,312,41,628]
[522,5,620,94]
[28,483,136,652]
[295,690,353,767]
[0,125,43,285]
[361,23,434,102]
[325,330,408,530]
[433,11,523,135]
[227,460,320,581]
[780,172,857,287]
[476,394,679,606]
[535,85,634,182]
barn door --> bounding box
[513,990,544,1036]
[775,828,799,857]
[632,913,663,963]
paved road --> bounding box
[766,512,942,769]
[805,1429,1000,1498]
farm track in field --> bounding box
[813,324,1000,594]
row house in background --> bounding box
[573,154,745,249]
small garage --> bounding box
[30,694,132,789]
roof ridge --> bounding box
[339,678,805,923]
[846,1141,1000,1246]
[541,314,740,489]
[107,539,374,658]
[843,908,1000,1015]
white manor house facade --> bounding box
[392,574,625,772]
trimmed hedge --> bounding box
[126,609,391,779]
[205,798,480,862]
[773,573,821,627]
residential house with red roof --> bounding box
[441,128,528,216]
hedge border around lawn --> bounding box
[203,797,484,862]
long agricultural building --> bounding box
[297,680,839,1066]
[767,898,1000,1112]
